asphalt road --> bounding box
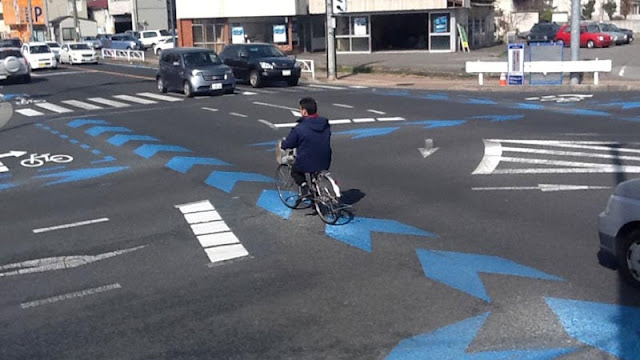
[0,63,639,360]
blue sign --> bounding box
[386,312,575,360]
[507,43,525,86]
[434,15,448,33]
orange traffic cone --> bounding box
[499,73,507,86]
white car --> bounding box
[139,29,172,50]
[153,37,175,55]
[59,43,98,65]
[21,42,57,70]
[46,41,61,60]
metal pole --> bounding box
[27,0,34,41]
[326,0,336,80]
[72,0,80,41]
[168,0,176,46]
[131,0,138,31]
[44,0,51,41]
[570,0,580,85]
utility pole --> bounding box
[326,0,336,80]
[44,0,51,40]
[131,0,138,31]
[168,0,176,46]
[72,0,80,41]
[570,0,580,85]
[27,0,34,41]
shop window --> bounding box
[337,38,350,51]
[192,24,204,43]
[205,25,215,43]
[336,16,350,36]
[352,37,369,51]
[336,15,370,52]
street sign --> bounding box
[333,0,347,14]
[507,43,525,86]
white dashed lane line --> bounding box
[32,218,110,234]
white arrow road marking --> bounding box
[291,110,302,117]
[21,283,122,309]
[473,184,612,192]
[418,139,440,158]
[0,151,27,173]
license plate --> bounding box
[282,70,291,76]
[39,63,46,67]
[211,83,223,90]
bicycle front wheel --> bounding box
[275,164,309,209]
[314,174,340,225]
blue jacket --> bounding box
[281,115,332,173]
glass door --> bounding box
[429,12,454,52]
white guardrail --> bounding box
[101,48,146,62]
[466,59,612,85]
[296,59,315,79]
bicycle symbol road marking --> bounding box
[20,153,74,168]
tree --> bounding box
[621,0,632,19]
[602,0,617,20]
[582,0,596,19]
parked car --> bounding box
[97,34,112,48]
[139,29,172,50]
[153,37,175,56]
[597,23,629,45]
[124,30,140,39]
[106,34,143,50]
[156,48,235,97]
[21,42,57,70]
[0,48,30,83]
[0,38,23,49]
[609,23,633,43]
[219,43,301,88]
[526,22,561,44]
[82,36,103,49]
[58,43,98,64]
[555,23,612,48]
[46,41,61,60]
[598,178,640,288]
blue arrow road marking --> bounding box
[472,115,524,122]
[404,120,466,129]
[416,250,564,302]
[325,217,436,252]
[0,183,16,191]
[599,101,640,110]
[66,119,109,128]
[37,165,67,173]
[334,127,400,139]
[165,156,231,174]
[205,171,273,193]
[418,94,449,101]
[567,109,611,117]
[467,98,498,105]
[134,144,192,159]
[107,134,159,147]
[257,190,293,219]
[512,103,545,110]
[385,312,575,360]
[36,166,129,186]
[86,126,133,137]
[546,297,640,360]
[91,156,116,165]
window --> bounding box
[335,15,370,52]
[29,45,51,54]
[193,20,226,53]
[143,32,155,38]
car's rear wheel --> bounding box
[183,81,194,98]
[618,229,640,288]
[249,70,262,88]
[587,40,595,48]
[156,49,162,56]
[157,77,167,93]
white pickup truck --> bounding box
[138,30,172,50]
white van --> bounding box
[139,30,172,50]
[21,42,57,70]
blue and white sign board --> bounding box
[273,25,287,44]
[232,27,245,44]
[507,43,525,85]
[434,15,448,33]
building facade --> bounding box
[175,0,495,53]
[108,0,171,33]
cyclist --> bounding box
[281,97,332,199]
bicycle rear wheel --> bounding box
[314,174,340,225]
[275,164,310,209]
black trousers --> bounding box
[291,165,307,187]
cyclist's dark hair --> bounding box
[299,97,317,115]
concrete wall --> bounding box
[90,8,114,33]
[137,0,167,29]
[58,16,97,36]
[48,0,88,20]
[612,19,640,31]
[108,0,130,16]
[308,0,449,14]
[176,0,303,19]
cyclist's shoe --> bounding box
[299,183,311,200]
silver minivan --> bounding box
[0,48,31,83]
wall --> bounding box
[46,0,88,20]
[90,7,114,33]
[59,16,97,35]
[108,0,130,15]
[612,19,640,31]
[137,0,167,29]
[176,0,301,19]
[308,0,449,14]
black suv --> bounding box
[219,43,301,88]
[526,23,561,45]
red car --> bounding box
[555,24,612,48]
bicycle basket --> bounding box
[276,140,296,165]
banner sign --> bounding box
[507,43,525,85]
[231,27,245,44]
[273,25,286,43]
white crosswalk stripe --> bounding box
[113,94,157,105]
[62,100,103,110]
[87,97,130,108]
[137,92,183,102]
[15,109,44,117]
[34,103,73,113]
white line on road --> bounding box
[242,91,258,95]
[61,100,103,110]
[191,221,230,235]
[201,107,218,112]
[329,119,352,125]
[352,118,376,123]
[253,101,298,111]
[113,94,157,105]
[258,119,277,129]
[176,200,214,214]
[501,146,640,162]
[15,109,44,117]
[33,218,110,234]
[349,85,369,89]
[473,184,612,192]
[34,103,73,113]
[87,97,130,108]
[30,71,87,77]
[472,140,502,175]
[274,122,298,128]
[308,84,345,90]
[205,244,249,263]
[377,117,405,122]
[198,232,240,247]
[333,103,354,109]
[21,283,121,309]
[184,211,222,224]
[137,92,183,102]
[619,66,626,77]
[367,109,386,115]
[230,112,248,118]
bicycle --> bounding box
[20,153,74,168]
[274,141,343,225]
